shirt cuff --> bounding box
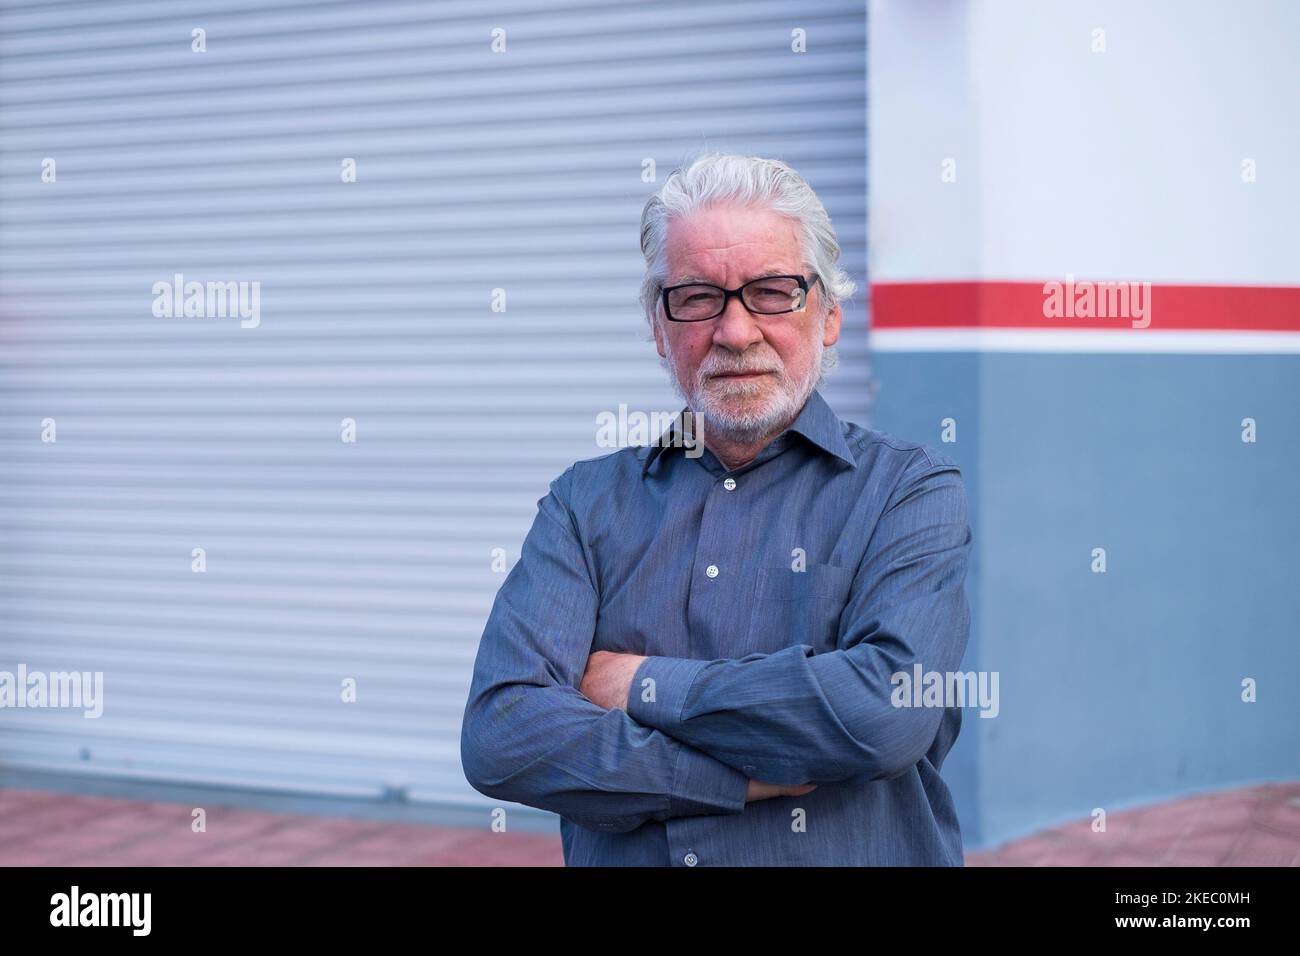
[626,655,709,735]
[668,736,748,817]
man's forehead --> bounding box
[664,211,803,277]
[666,261,800,283]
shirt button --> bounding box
[705,564,719,578]
[723,477,737,491]
[683,851,698,867]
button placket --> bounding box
[702,475,738,582]
[690,465,741,659]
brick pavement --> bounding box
[1,781,1295,866]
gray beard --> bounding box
[660,339,835,444]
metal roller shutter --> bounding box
[0,0,868,811]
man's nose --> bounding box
[711,295,764,352]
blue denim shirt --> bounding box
[461,389,971,865]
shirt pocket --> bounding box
[742,562,856,655]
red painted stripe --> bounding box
[870,281,1300,331]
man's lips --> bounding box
[708,370,775,380]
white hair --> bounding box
[638,152,857,330]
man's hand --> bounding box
[746,780,817,803]
[582,651,818,802]
[579,650,646,712]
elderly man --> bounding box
[460,153,971,866]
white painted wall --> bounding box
[870,0,1300,284]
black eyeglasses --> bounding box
[661,273,821,322]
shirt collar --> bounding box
[641,389,856,477]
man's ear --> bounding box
[652,311,668,358]
[822,299,843,347]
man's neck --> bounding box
[701,415,797,471]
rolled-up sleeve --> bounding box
[626,454,971,785]
[460,465,749,833]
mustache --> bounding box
[698,352,783,379]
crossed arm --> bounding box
[459,465,750,834]
[460,457,971,832]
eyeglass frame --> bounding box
[659,273,823,323]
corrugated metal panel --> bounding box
[0,0,868,807]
